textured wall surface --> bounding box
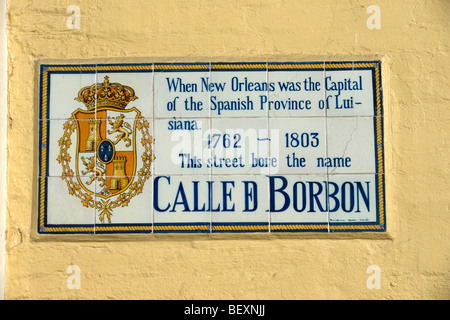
[4,0,450,299]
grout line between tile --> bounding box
[266,62,271,233]
[209,62,212,233]
[42,62,383,234]
[94,65,98,234]
[150,63,155,233]
[323,61,331,233]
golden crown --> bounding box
[75,76,137,110]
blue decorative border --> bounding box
[38,61,385,234]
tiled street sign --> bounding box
[38,62,385,234]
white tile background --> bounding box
[40,64,383,232]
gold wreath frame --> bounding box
[57,115,154,223]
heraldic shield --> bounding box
[57,76,154,223]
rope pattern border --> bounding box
[38,62,384,234]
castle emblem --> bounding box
[57,76,154,223]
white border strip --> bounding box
[0,0,7,300]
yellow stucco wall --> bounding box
[4,0,449,299]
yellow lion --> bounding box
[81,156,106,187]
[108,114,132,147]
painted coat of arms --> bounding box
[57,75,154,223]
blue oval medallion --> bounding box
[97,139,115,163]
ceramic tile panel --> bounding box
[267,62,326,118]
[210,117,270,176]
[269,174,329,232]
[325,116,378,174]
[39,64,155,234]
[327,173,385,232]
[268,117,327,175]
[43,118,74,177]
[94,175,154,233]
[324,61,379,117]
[211,174,269,233]
[152,174,211,233]
[45,112,153,178]
[153,63,211,119]
[210,63,268,118]
[94,70,153,121]
[39,176,95,234]
[153,117,211,175]
[38,61,385,234]
[43,65,97,120]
